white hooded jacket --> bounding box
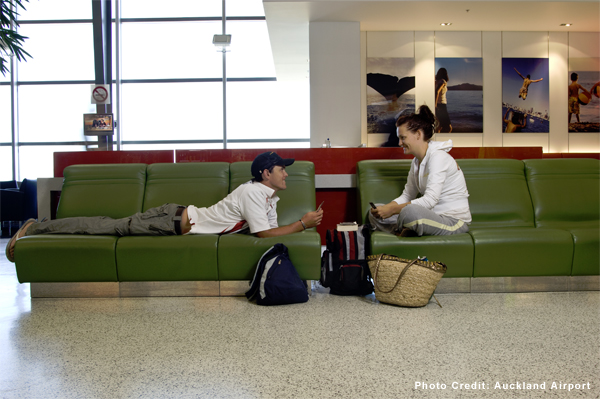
[394,140,472,223]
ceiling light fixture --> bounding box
[440,23,452,26]
[560,23,572,27]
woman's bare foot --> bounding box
[396,228,418,237]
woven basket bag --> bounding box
[367,254,447,307]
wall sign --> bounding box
[91,84,111,105]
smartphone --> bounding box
[317,201,324,212]
[369,202,377,209]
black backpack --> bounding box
[246,243,309,306]
[320,226,374,296]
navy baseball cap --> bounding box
[251,152,294,179]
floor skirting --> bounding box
[29,276,600,298]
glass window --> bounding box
[226,81,309,141]
[120,21,222,80]
[226,0,265,17]
[0,147,13,180]
[18,0,92,21]
[121,0,221,19]
[120,82,223,142]
[0,86,12,142]
[225,20,275,78]
[19,145,86,179]
[17,24,95,82]
[121,143,222,151]
[18,85,96,143]
[227,142,309,149]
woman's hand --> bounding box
[371,204,394,219]
[370,202,404,220]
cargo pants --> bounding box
[25,203,186,237]
[368,203,469,236]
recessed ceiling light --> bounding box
[440,23,452,26]
[560,23,572,26]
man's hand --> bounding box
[256,208,324,238]
[301,208,324,228]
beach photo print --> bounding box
[568,58,600,133]
[502,58,550,133]
[366,57,415,145]
[434,58,483,133]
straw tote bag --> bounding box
[367,254,447,307]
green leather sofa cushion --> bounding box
[217,231,321,280]
[116,235,219,281]
[370,231,474,277]
[142,162,230,211]
[15,235,118,283]
[57,164,147,219]
[357,160,412,224]
[458,159,535,229]
[229,161,316,227]
[571,228,600,276]
[470,228,573,277]
[524,159,600,229]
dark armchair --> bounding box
[1,179,37,237]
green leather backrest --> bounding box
[458,159,534,229]
[57,164,147,219]
[229,161,316,227]
[524,159,600,229]
[143,162,230,211]
[356,160,412,224]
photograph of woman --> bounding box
[433,59,483,133]
[435,67,452,133]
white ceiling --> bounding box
[265,1,600,32]
[263,0,600,80]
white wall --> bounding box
[309,22,362,148]
[309,26,600,151]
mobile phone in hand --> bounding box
[369,202,377,209]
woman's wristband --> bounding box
[299,219,307,230]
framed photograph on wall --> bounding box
[502,58,550,133]
[366,57,415,146]
[83,113,114,136]
[434,58,483,133]
[568,58,600,133]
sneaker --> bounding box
[5,218,36,263]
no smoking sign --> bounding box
[91,84,111,105]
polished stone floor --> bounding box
[1,237,599,398]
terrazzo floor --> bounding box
[1,237,599,399]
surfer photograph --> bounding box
[568,68,600,133]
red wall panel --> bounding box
[53,150,174,177]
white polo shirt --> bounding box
[185,180,279,235]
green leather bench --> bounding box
[524,159,599,276]
[13,162,321,297]
[357,158,599,292]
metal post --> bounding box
[115,0,122,150]
[9,1,18,180]
[92,0,113,150]
[222,0,227,149]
